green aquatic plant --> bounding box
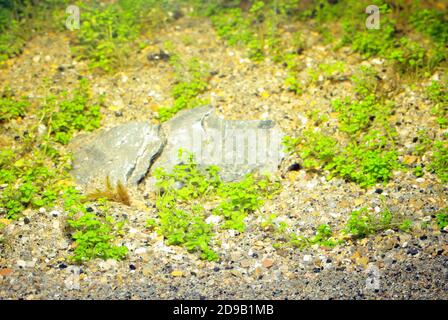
[40,78,101,145]
[332,95,377,135]
[0,1,67,63]
[71,0,172,72]
[410,8,448,45]
[429,140,448,183]
[157,57,210,122]
[299,0,446,72]
[284,126,400,188]
[0,80,102,221]
[151,151,280,261]
[328,142,399,188]
[351,66,379,98]
[67,205,128,263]
[273,223,341,250]
[283,131,338,170]
[0,142,64,219]
[152,153,221,261]
[344,207,391,239]
[210,7,264,61]
[435,208,448,229]
[388,37,429,72]
[0,88,29,122]
[308,61,346,83]
[426,80,447,128]
[213,174,280,232]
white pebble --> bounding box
[371,58,384,65]
[205,215,222,225]
[135,247,147,255]
[303,255,312,263]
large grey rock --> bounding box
[151,106,285,181]
[71,122,165,186]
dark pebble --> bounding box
[375,188,383,194]
[313,267,321,273]
[147,50,170,62]
[419,235,427,240]
[287,163,301,172]
[129,264,136,270]
[407,247,419,256]
[172,10,183,20]
[86,207,94,212]
[24,217,30,224]
[59,263,67,269]
[213,267,220,272]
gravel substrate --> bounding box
[0,17,447,300]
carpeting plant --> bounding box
[344,206,413,238]
[40,78,101,145]
[0,0,67,63]
[426,80,447,128]
[157,56,210,122]
[71,0,172,72]
[283,129,400,188]
[272,222,341,250]
[0,79,102,220]
[429,140,448,183]
[435,208,448,230]
[0,87,29,122]
[67,199,128,263]
[150,150,280,261]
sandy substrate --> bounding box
[0,17,447,299]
